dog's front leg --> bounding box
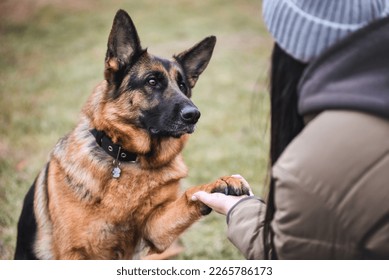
[143,176,250,254]
[55,248,90,260]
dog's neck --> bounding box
[89,127,188,169]
[138,135,189,169]
[90,128,138,162]
[83,81,189,169]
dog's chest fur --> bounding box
[42,120,188,259]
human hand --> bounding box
[191,175,254,216]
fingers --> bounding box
[192,191,226,203]
[191,191,225,215]
[191,191,246,216]
[190,191,204,203]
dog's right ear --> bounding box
[105,10,143,85]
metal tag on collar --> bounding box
[112,162,121,179]
[112,147,122,179]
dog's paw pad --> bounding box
[199,204,212,216]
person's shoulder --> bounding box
[273,110,389,243]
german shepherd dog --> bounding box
[14,9,249,260]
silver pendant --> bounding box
[112,154,122,179]
[112,147,122,179]
[112,166,121,178]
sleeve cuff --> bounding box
[226,196,265,225]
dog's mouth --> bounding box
[149,124,196,138]
[142,104,200,138]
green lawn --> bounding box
[0,0,272,259]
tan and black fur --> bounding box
[14,9,249,260]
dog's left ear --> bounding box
[174,36,216,88]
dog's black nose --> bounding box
[180,106,201,124]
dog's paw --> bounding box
[199,176,251,215]
[211,176,251,196]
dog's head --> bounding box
[102,9,216,140]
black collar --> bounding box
[90,129,137,162]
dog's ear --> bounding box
[105,9,143,84]
[174,36,216,88]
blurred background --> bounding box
[0,0,272,259]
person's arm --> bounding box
[226,196,267,259]
[192,176,266,260]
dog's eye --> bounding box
[148,78,157,87]
[179,82,187,93]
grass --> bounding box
[0,0,272,259]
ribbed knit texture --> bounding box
[262,0,389,62]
